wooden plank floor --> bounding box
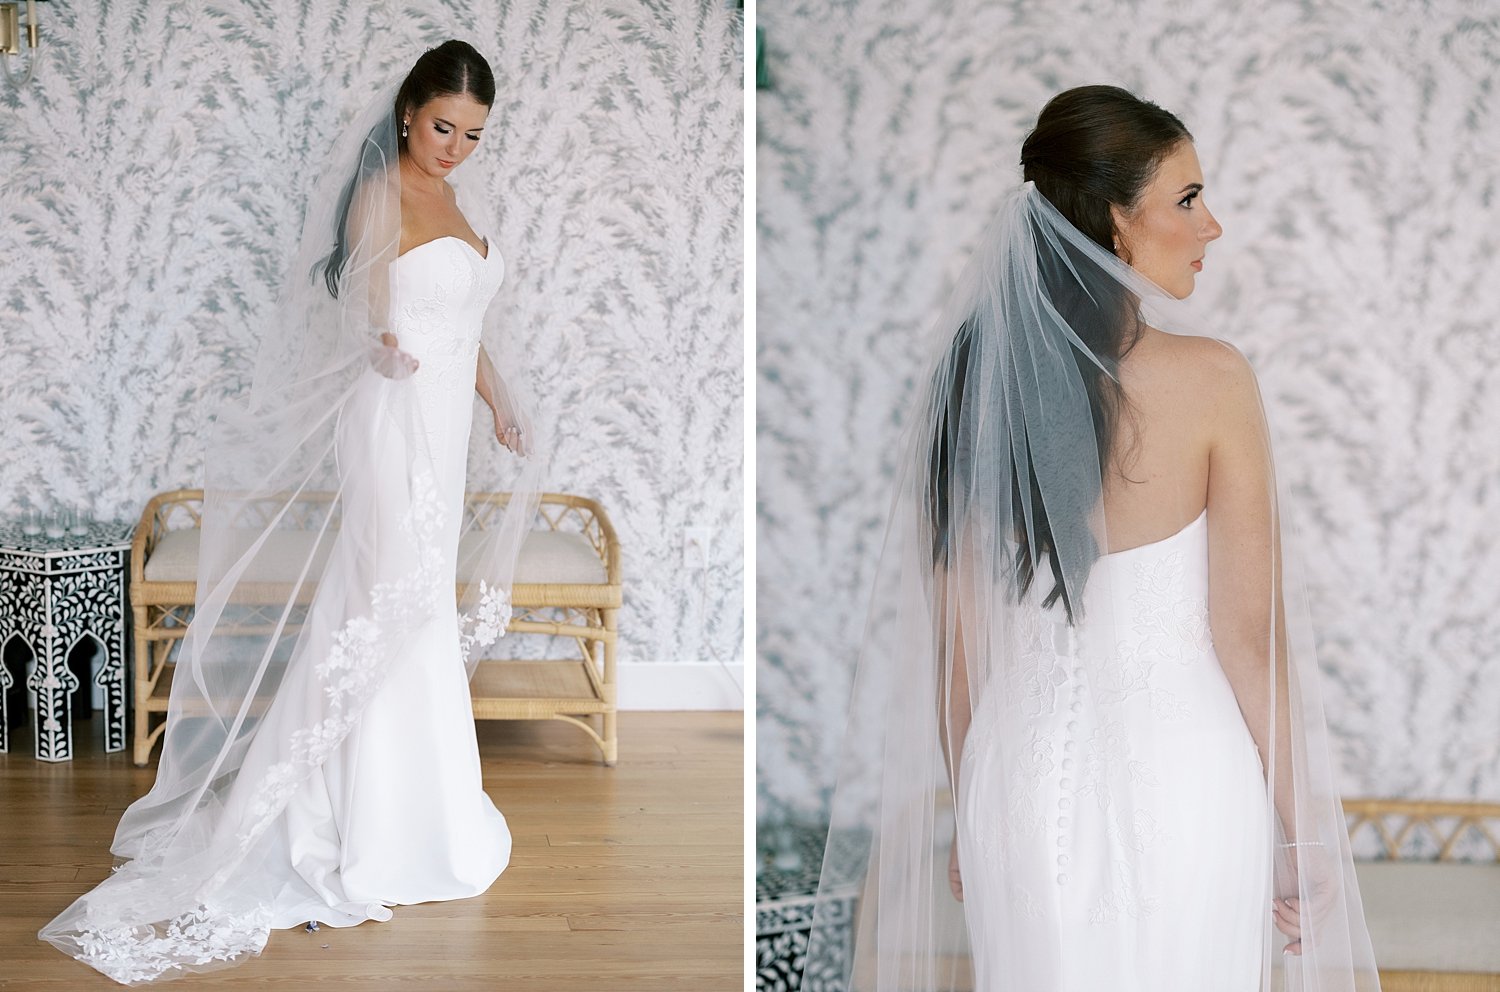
[0,711,744,990]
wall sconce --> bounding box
[0,0,44,89]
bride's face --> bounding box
[402,93,491,181]
[1110,141,1223,299]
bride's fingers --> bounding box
[495,425,525,455]
[370,345,420,379]
[1271,899,1301,939]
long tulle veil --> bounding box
[801,182,1381,991]
[38,77,546,985]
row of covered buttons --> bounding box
[1056,649,1085,886]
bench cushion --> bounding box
[143,528,607,586]
[1354,861,1500,972]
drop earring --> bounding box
[401,121,409,138]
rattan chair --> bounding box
[129,488,621,767]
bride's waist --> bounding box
[392,328,483,359]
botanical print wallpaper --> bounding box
[757,0,1500,823]
[0,0,743,672]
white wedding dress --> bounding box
[252,232,513,926]
[40,233,512,984]
[956,508,1271,991]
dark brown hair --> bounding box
[929,85,1192,620]
[1021,85,1191,258]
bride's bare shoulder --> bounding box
[1150,334,1267,448]
[1141,331,1257,391]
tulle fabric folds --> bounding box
[802,182,1381,991]
[39,81,545,984]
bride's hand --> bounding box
[368,336,419,379]
[492,408,527,456]
[1272,895,1302,953]
[1272,842,1339,955]
[948,830,963,902]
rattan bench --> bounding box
[1343,799,1500,991]
[129,488,621,767]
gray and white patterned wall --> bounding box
[0,0,743,677]
[757,0,1500,821]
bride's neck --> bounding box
[397,155,447,197]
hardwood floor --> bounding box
[0,711,744,990]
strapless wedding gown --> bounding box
[266,233,512,925]
[956,509,1271,991]
[39,234,510,984]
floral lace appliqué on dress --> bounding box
[457,578,514,663]
[75,905,274,986]
[1130,551,1211,662]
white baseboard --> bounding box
[617,660,746,711]
[13,659,746,711]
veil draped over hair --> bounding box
[801,182,1381,991]
[38,79,546,985]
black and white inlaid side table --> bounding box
[756,822,861,991]
[0,519,133,761]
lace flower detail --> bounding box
[1096,638,1155,704]
[1017,729,1056,783]
[457,578,513,663]
[1000,729,1054,847]
[1088,810,1163,927]
[1012,884,1044,920]
[1009,610,1069,717]
[316,616,382,706]
[1130,552,1211,662]
[74,904,272,984]
[394,297,450,338]
[1087,858,1160,925]
[1077,721,1156,811]
[246,760,301,821]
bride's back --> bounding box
[1101,326,1239,553]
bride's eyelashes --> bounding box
[432,123,482,142]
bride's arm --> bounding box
[475,343,529,455]
[1203,340,1296,841]
[345,176,417,374]
[935,572,973,793]
[934,549,974,902]
[475,344,500,408]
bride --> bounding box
[39,40,546,985]
[803,85,1382,991]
